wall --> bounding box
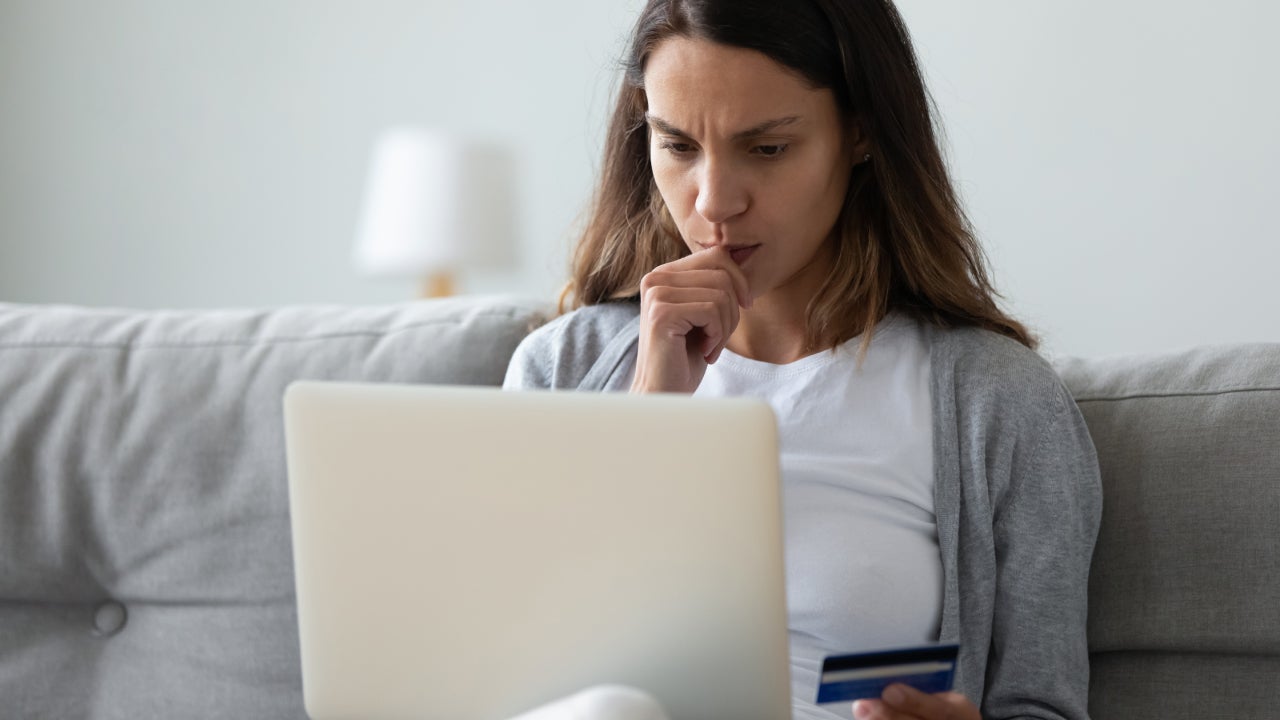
[1,1,1276,356]
[897,1,1280,357]
[0,0,641,307]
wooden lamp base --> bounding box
[420,271,457,298]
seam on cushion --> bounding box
[1088,648,1280,661]
[0,596,295,608]
[0,310,530,352]
[1075,386,1280,404]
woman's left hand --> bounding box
[852,684,981,720]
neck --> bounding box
[727,284,819,364]
[726,239,834,364]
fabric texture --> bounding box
[691,313,940,719]
[504,301,1104,720]
[0,297,549,720]
[5,293,1275,720]
[1057,344,1280,718]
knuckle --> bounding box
[639,271,665,293]
[643,284,673,306]
[649,302,675,323]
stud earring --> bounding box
[863,153,872,163]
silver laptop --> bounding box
[283,381,791,720]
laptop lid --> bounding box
[283,381,790,720]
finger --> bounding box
[937,692,980,719]
[657,247,752,308]
[852,699,915,720]
[852,699,881,719]
[642,268,739,301]
[866,689,979,720]
[647,259,750,311]
[640,269,740,335]
[697,246,753,309]
[641,285,737,358]
[880,684,954,719]
[643,291,729,355]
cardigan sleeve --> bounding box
[502,314,564,390]
[981,383,1103,719]
[502,302,642,392]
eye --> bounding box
[751,144,789,159]
[658,140,695,157]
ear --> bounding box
[845,115,871,165]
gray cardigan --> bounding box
[504,301,1103,720]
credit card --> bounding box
[815,643,959,704]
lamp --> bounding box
[353,128,518,297]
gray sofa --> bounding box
[0,296,1276,719]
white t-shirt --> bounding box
[693,313,940,720]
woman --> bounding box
[505,1,1102,718]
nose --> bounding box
[693,158,749,226]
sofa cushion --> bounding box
[0,297,548,719]
[1056,343,1280,719]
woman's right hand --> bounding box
[630,246,752,395]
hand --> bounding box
[852,684,981,720]
[630,246,752,394]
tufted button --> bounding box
[92,601,128,637]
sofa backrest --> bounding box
[4,295,1276,720]
[1057,344,1280,720]
[0,297,548,719]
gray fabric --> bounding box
[5,293,1274,720]
[504,303,1103,720]
[0,297,549,720]
[1088,652,1280,719]
[1057,345,1280,718]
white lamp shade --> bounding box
[353,128,518,279]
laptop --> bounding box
[283,381,791,720]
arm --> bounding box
[503,316,563,390]
[502,303,644,392]
[981,386,1102,719]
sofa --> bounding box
[0,295,1276,719]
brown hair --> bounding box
[565,0,1037,351]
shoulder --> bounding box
[521,301,641,364]
[931,322,1101,507]
[930,324,1099,488]
[929,323,1073,420]
[503,301,641,390]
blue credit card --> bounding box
[815,643,959,704]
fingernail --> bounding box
[852,701,871,719]
[884,685,905,704]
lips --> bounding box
[728,246,759,266]
[699,242,761,266]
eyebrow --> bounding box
[645,113,803,141]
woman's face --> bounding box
[645,36,859,303]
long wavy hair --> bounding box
[564,0,1036,351]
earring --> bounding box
[863,153,872,163]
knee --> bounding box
[566,685,670,720]
[509,684,671,720]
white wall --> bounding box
[0,0,642,307]
[2,1,1276,357]
[897,1,1280,357]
